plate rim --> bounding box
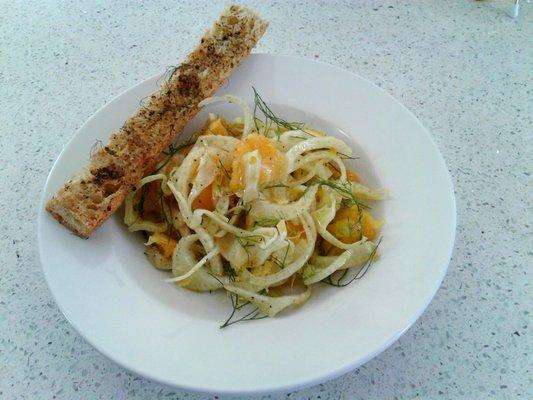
[38,53,456,395]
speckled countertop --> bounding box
[1,0,531,399]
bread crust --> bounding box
[46,5,268,237]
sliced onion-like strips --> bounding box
[286,137,352,172]
[224,284,312,317]
[171,146,204,196]
[302,239,376,285]
[166,248,219,283]
[242,150,261,203]
[249,185,318,220]
[216,234,249,271]
[251,221,288,266]
[351,182,389,201]
[169,234,227,291]
[123,99,385,320]
[188,149,218,207]
[278,130,312,150]
[296,150,346,177]
[243,212,316,289]
[196,135,240,152]
[124,174,168,233]
[199,95,253,137]
[312,190,356,250]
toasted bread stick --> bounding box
[46,5,268,237]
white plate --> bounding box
[38,54,456,395]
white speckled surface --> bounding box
[1,0,531,399]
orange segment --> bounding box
[326,206,361,245]
[361,211,382,241]
[230,134,287,193]
[323,206,382,254]
[286,221,306,243]
[191,183,215,211]
[328,167,359,181]
[202,118,229,136]
[149,233,177,258]
[347,169,360,183]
